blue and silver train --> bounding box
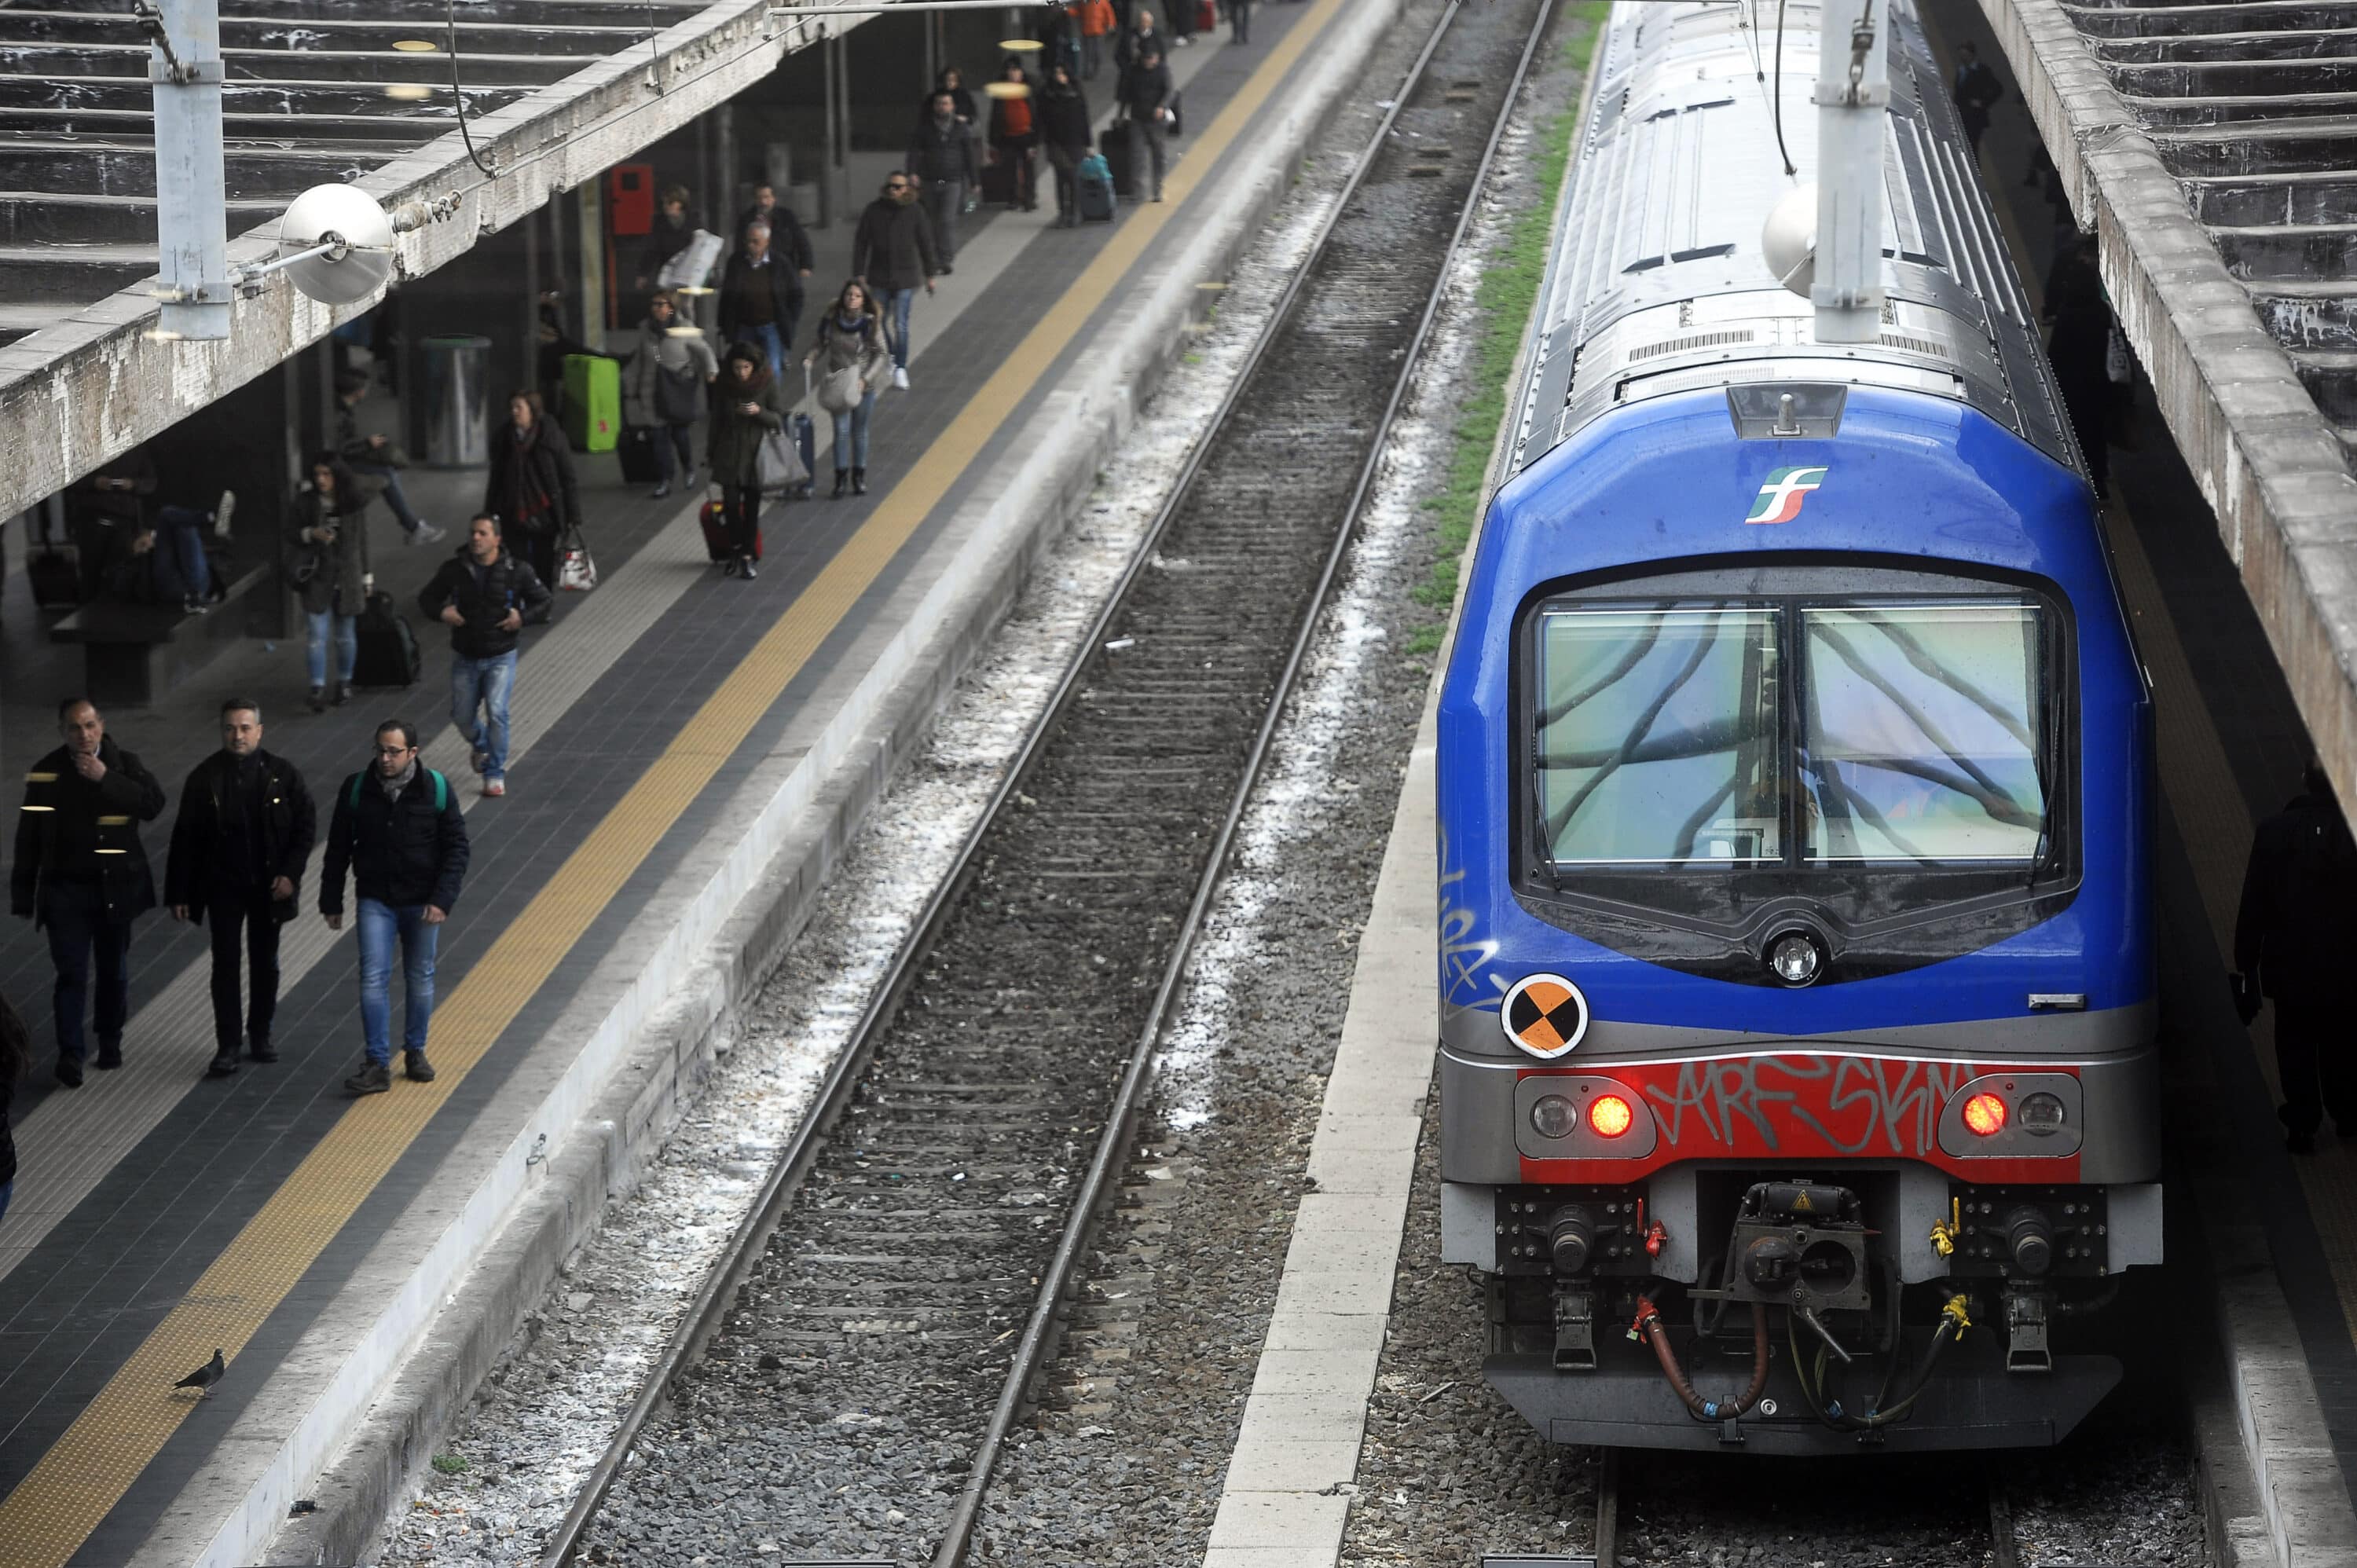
[1435,0,2159,1452]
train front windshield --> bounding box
[1533,598,2051,870]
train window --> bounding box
[1534,605,1783,864]
[1798,603,2047,863]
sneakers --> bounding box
[403,1050,437,1083]
[409,521,449,546]
[54,1056,84,1089]
[213,489,237,537]
[469,747,489,776]
[721,556,741,579]
[207,1050,239,1078]
[892,366,911,391]
[247,1037,277,1064]
[738,557,759,581]
[484,778,507,797]
[345,1061,392,1096]
[95,1042,123,1070]
[652,482,672,499]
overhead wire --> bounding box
[449,0,498,178]
[1770,0,1796,177]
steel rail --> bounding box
[929,0,1558,1559]
[542,0,1549,1559]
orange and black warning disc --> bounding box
[1500,973,1589,1059]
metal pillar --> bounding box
[147,0,232,340]
[1813,0,1889,343]
[718,102,739,233]
[523,213,542,391]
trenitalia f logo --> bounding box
[1746,465,1830,524]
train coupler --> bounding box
[1552,1282,1596,1371]
[2004,1285,2052,1373]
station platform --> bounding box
[0,1,1402,1562]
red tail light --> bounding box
[1589,1093,1635,1138]
[1962,1092,2008,1137]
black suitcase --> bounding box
[618,424,662,485]
[1100,119,1136,200]
[980,157,1019,207]
[27,547,81,608]
[351,591,422,687]
[789,412,816,500]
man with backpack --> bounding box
[418,515,552,801]
[2234,760,2357,1152]
[321,721,470,1096]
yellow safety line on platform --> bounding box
[2102,501,2357,1334]
[0,2,1347,1558]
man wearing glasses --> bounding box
[320,721,470,1095]
[851,171,942,391]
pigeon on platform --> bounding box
[173,1349,225,1398]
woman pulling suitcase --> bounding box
[1039,60,1094,228]
[706,342,785,579]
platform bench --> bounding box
[48,565,273,707]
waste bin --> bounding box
[423,333,493,468]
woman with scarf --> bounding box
[805,282,895,500]
[1038,60,1093,227]
[481,390,581,587]
[706,342,785,578]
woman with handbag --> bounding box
[623,291,720,500]
[805,282,894,500]
[288,454,374,713]
[987,57,1041,213]
[706,342,785,579]
[482,390,581,587]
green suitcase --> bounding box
[562,353,621,453]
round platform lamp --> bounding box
[93,813,134,858]
[672,283,717,338]
[18,771,57,814]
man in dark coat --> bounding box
[166,698,317,1078]
[1114,5,1167,69]
[851,173,942,389]
[1117,46,1176,203]
[907,91,981,270]
[717,220,805,383]
[2234,760,2357,1152]
[11,698,168,1085]
[735,184,816,278]
[482,390,581,588]
[632,185,702,294]
[321,720,471,1096]
[1951,42,2003,152]
[419,515,553,798]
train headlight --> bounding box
[1768,929,1822,987]
[1530,1094,1579,1139]
[2018,1091,2066,1135]
[1962,1091,2008,1137]
[1589,1094,1635,1138]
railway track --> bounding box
[544,2,1558,1563]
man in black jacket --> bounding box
[11,698,168,1085]
[419,515,553,800]
[1117,46,1176,203]
[717,221,805,383]
[166,699,317,1078]
[907,92,980,271]
[736,185,817,279]
[321,720,471,1096]
[2234,760,2357,1152]
[851,173,942,390]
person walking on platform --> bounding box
[335,370,442,546]
[708,343,786,579]
[1039,60,1094,227]
[322,721,469,1096]
[419,515,552,798]
[290,455,375,714]
[1950,42,2003,153]
[717,220,805,384]
[623,291,720,499]
[1116,6,1167,70]
[0,993,26,1225]
[482,390,581,589]
[166,699,317,1078]
[1230,0,1252,45]
[852,173,942,391]
[807,282,894,499]
[2233,760,2357,1154]
[918,64,979,130]
[908,91,981,273]
[1118,44,1176,203]
[988,57,1043,214]
[632,185,702,295]
[1079,0,1114,78]
[736,185,816,294]
[11,698,167,1087]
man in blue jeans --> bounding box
[417,515,552,800]
[321,720,470,1095]
[850,173,941,390]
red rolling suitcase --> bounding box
[700,496,762,562]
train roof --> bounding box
[1508,0,2081,479]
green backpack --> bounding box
[348,768,449,813]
